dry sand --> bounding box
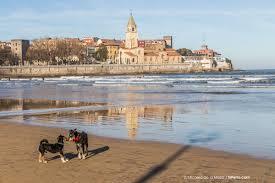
[0,122,275,183]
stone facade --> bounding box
[0,64,191,78]
[0,41,11,49]
[11,39,30,65]
[96,39,123,62]
[163,36,173,48]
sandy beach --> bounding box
[0,122,274,183]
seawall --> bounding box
[0,64,229,78]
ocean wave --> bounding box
[2,74,275,87]
[173,80,208,84]
[201,85,273,88]
[94,81,170,84]
[57,83,79,86]
[207,80,240,84]
[241,78,274,84]
[170,77,234,81]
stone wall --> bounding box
[0,64,202,78]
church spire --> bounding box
[125,12,138,48]
[127,12,137,31]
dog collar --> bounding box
[73,136,80,142]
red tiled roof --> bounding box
[139,39,165,42]
[144,52,159,56]
[100,39,122,46]
[124,52,137,57]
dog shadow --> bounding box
[47,146,110,161]
[85,146,110,159]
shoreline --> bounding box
[5,119,275,161]
[0,121,274,183]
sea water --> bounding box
[0,69,275,158]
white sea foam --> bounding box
[241,77,269,82]
[57,84,79,86]
[168,77,233,81]
[207,80,241,84]
[10,78,30,81]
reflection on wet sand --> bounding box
[20,104,174,139]
[0,98,106,111]
[0,95,174,140]
[109,106,174,139]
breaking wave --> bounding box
[1,70,275,88]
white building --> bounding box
[183,56,215,70]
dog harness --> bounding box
[73,136,80,143]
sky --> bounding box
[0,0,275,69]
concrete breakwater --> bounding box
[0,64,228,78]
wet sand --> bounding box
[0,122,274,183]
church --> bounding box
[116,14,182,65]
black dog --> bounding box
[38,135,68,163]
[68,129,88,159]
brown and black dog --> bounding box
[38,135,68,163]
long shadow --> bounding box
[47,146,110,161]
[133,145,191,183]
[85,146,110,159]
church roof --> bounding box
[124,52,137,57]
[144,52,159,56]
[127,13,137,28]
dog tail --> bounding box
[40,139,49,145]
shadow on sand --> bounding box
[133,145,191,183]
[47,146,110,161]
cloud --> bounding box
[2,7,275,23]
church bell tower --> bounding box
[125,13,138,49]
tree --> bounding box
[95,46,108,62]
[26,38,85,65]
[225,58,233,69]
[0,48,18,66]
[176,48,194,56]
